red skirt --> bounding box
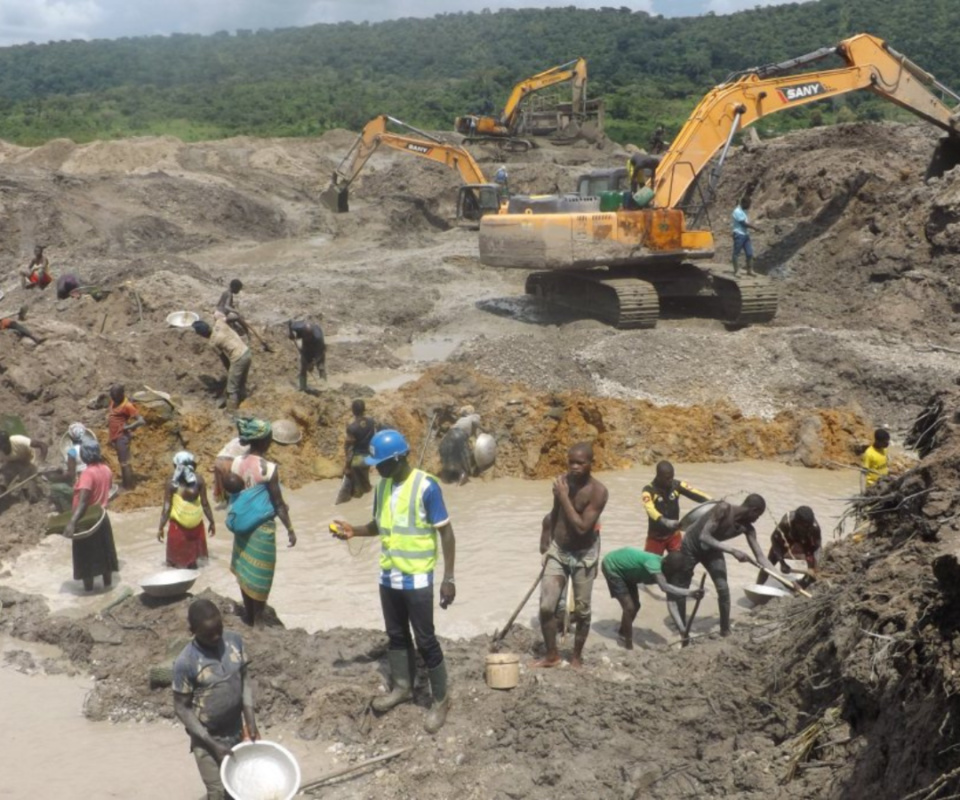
[166,519,209,568]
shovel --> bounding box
[743,553,813,598]
[142,385,176,410]
[334,474,354,505]
[248,324,274,353]
[491,562,547,651]
[682,573,708,642]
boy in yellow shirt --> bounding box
[862,429,890,488]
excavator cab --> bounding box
[576,168,628,197]
[457,183,503,229]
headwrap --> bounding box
[236,417,272,443]
[80,439,102,464]
[172,451,198,486]
[68,422,86,442]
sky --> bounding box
[0,1,808,48]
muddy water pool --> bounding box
[4,461,858,643]
[0,463,858,799]
[0,636,332,800]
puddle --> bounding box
[392,334,465,363]
[0,636,333,799]
[6,461,859,639]
[329,369,422,392]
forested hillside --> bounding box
[0,0,958,145]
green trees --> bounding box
[0,1,955,144]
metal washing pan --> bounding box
[140,569,199,598]
[743,583,791,606]
[221,740,301,800]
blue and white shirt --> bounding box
[376,475,450,590]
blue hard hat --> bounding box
[365,429,410,466]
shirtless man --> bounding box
[216,279,248,337]
[672,494,783,640]
[533,442,608,669]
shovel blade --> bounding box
[334,475,354,505]
[926,135,960,180]
[320,183,349,213]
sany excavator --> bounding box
[455,58,588,152]
[320,115,503,226]
[479,34,960,328]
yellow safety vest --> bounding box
[376,469,437,575]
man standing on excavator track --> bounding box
[732,197,763,277]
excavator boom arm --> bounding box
[500,57,587,130]
[330,115,450,189]
[655,33,960,209]
[371,135,488,185]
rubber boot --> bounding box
[372,649,414,713]
[121,465,135,490]
[298,374,308,393]
[718,588,732,637]
[424,661,450,734]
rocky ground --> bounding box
[2,120,960,797]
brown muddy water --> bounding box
[0,463,858,799]
[4,461,858,639]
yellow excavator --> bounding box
[455,58,588,152]
[320,115,503,226]
[479,34,960,328]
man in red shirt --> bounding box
[108,384,145,490]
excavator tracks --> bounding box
[525,272,660,329]
[714,275,780,327]
[523,267,779,330]
[464,136,533,153]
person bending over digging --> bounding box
[672,495,787,641]
[601,548,704,649]
[757,505,821,589]
[534,442,608,669]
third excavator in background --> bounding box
[455,58,589,152]
[479,33,960,329]
[320,115,503,226]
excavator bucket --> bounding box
[320,182,349,213]
[926,136,960,181]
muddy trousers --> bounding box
[193,746,232,800]
[379,584,443,670]
[676,550,731,634]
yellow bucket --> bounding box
[485,653,520,690]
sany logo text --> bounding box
[406,144,431,154]
[777,82,827,103]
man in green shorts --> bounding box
[601,547,705,649]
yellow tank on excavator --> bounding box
[479,208,714,271]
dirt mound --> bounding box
[733,386,960,800]
[718,123,960,343]
[0,584,821,798]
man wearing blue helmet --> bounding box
[331,428,457,734]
